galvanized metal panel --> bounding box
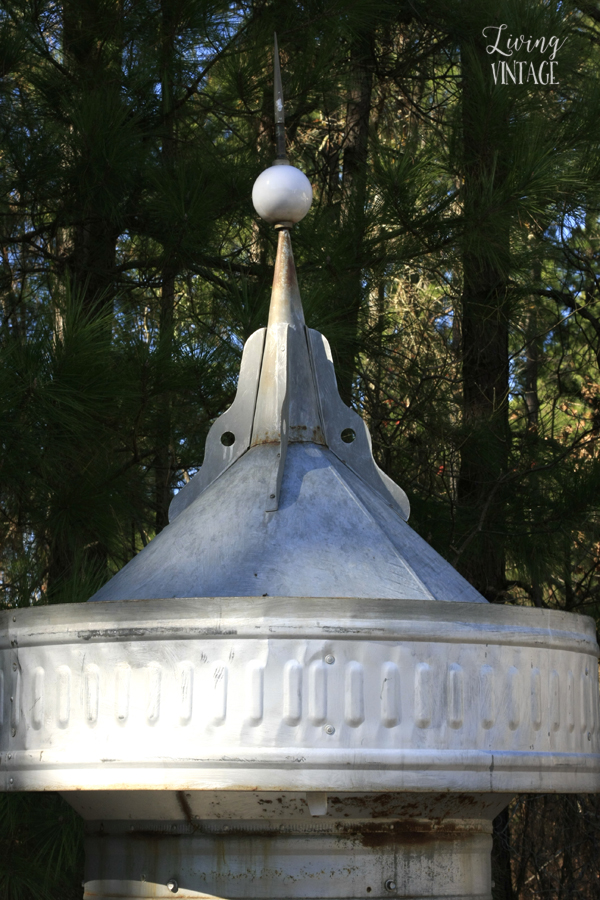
[2,598,599,794]
[308,328,410,520]
[82,825,494,900]
[90,443,437,603]
[169,327,266,522]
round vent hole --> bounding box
[341,428,356,444]
[221,431,235,446]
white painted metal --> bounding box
[126,228,424,604]
[307,327,410,518]
[252,164,313,225]
[81,819,497,899]
[2,598,599,794]
[91,441,491,603]
[66,791,511,899]
[85,230,483,604]
[168,327,266,520]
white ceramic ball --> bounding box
[252,165,313,225]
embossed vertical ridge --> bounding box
[146,664,162,724]
[57,666,71,728]
[247,661,264,724]
[115,665,131,723]
[592,670,600,736]
[179,661,193,724]
[381,662,400,728]
[549,670,560,733]
[32,667,44,730]
[84,665,99,726]
[479,665,495,730]
[566,670,575,733]
[590,664,599,735]
[308,660,327,725]
[507,667,521,731]
[415,662,432,729]
[447,664,463,730]
[580,668,588,733]
[0,669,4,726]
[344,661,365,727]
[211,663,228,725]
[584,665,595,735]
[283,660,302,725]
[10,668,20,730]
[530,668,542,731]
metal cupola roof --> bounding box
[89,46,486,607]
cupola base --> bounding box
[80,791,511,900]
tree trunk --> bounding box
[456,37,510,604]
[155,267,176,534]
[153,0,178,534]
[62,0,121,315]
[492,807,514,900]
[337,33,375,405]
[456,26,513,900]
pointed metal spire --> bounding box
[85,28,489,608]
[171,50,411,524]
[85,39,488,606]
[252,36,312,227]
[273,33,288,164]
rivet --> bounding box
[385,880,397,892]
[9,778,14,784]
[11,729,16,737]
[12,616,16,622]
[270,493,276,499]
[325,654,335,665]
[588,732,592,740]
[7,754,11,759]
[12,663,17,671]
[223,825,230,831]
[325,724,335,735]
[167,879,178,893]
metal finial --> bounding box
[273,33,288,162]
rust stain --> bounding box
[252,425,325,445]
[359,821,465,848]
[176,790,196,829]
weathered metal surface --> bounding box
[169,327,266,522]
[62,789,514,822]
[308,328,410,520]
[88,442,487,603]
[62,791,512,898]
[273,33,287,162]
[252,230,324,447]
[2,598,599,793]
[75,794,508,899]
[82,822,494,899]
[157,229,422,605]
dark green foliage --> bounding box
[0,793,84,900]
